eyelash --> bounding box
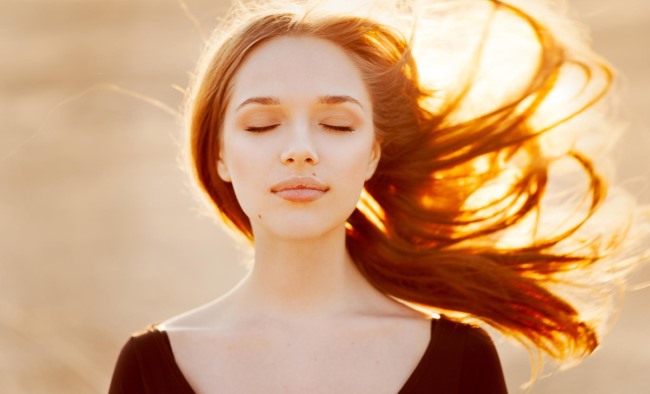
[245,125,279,132]
[319,123,355,132]
[244,124,355,133]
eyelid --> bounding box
[245,124,280,132]
[237,107,282,125]
[319,123,355,132]
[318,114,357,132]
[238,108,282,132]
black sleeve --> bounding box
[459,328,508,394]
[108,337,147,394]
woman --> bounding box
[110,0,647,392]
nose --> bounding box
[280,127,319,165]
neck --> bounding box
[232,224,387,320]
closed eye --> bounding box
[319,123,355,132]
[245,124,280,132]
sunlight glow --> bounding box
[414,2,540,119]
[357,188,387,233]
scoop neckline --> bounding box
[151,317,440,393]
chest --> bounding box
[168,322,431,393]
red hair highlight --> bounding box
[186,0,646,367]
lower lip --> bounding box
[274,189,327,202]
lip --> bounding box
[271,177,329,202]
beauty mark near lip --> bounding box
[271,177,329,202]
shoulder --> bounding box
[431,317,490,343]
[113,326,162,363]
[434,317,508,393]
[426,317,500,368]
[436,318,497,354]
[117,325,167,357]
[109,328,157,393]
[109,326,188,394]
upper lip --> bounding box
[271,177,329,192]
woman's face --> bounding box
[218,35,380,240]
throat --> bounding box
[238,250,367,317]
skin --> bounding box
[163,36,432,393]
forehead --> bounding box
[227,35,371,107]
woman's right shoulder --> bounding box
[109,325,179,393]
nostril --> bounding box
[280,143,319,165]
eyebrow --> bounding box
[317,95,363,109]
[236,96,280,110]
[235,95,363,111]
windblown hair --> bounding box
[187,0,648,370]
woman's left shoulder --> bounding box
[435,316,496,348]
[435,317,508,393]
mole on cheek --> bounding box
[258,214,262,220]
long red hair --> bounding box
[186,0,647,366]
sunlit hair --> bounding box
[186,0,648,376]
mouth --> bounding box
[271,177,329,202]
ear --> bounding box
[217,158,231,182]
[365,140,381,180]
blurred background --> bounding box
[1,0,648,392]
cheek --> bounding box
[222,128,270,179]
[324,136,376,203]
[221,136,273,214]
[329,135,375,177]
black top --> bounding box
[109,317,507,393]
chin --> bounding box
[252,212,350,241]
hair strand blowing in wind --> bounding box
[186,0,649,374]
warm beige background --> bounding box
[1,0,648,393]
